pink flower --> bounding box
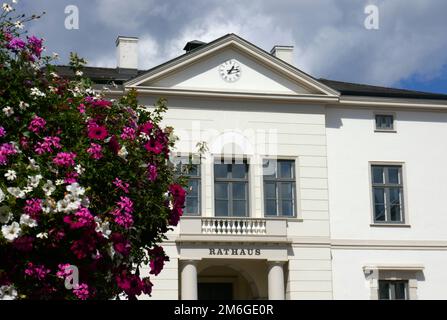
[78,103,86,114]
[144,139,164,154]
[28,115,46,133]
[113,178,129,194]
[147,164,158,182]
[70,233,97,260]
[73,283,89,300]
[0,127,5,137]
[88,125,108,140]
[139,122,154,134]
[111,197,134,228]
[53,152,76,167]
[7,37,26,51]
[120,127,136,140]
[64,208,94,230]
[34,136,61,155]
[64,171,79,184]
[111,233,131,256]
[24,199,42,220]
[56,264,73,279]
[168,184,186,226]
[27,36,44,58]
[24,262,50,280]
[87,143,103,160]
[0,143,17,165]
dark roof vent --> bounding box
[183,40,207,52]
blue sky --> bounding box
[10,0,447,94]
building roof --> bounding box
[319,78,447,100]
[53,33,447,101]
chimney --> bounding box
[116,36,139,70]
[183,40,207,53]
[270,45,294,65]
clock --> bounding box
[219,59,242,82]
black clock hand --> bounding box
[227,66,235,74]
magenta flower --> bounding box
[53,152,76,167]
[87,143,103,160]
[88,125,108,140]
[24,262,50,280]
[148,164,158,182]
[7,37,26,51]
[0,143,17,165]
[111,233,131,256]
[78,103,86,114]
[113,178,129,194]
[27,36,44,58]
[120,127,136,140]
[115,271,150,299]
[28,115,47,133]
[56,264,73,279]
[24,199,42,220]
[148,246,168,276]
[111,196,134,228]
[144,139,164,154]
[35,136,62,155]
[64,208,95,230]
[73,283,89,300]
[0,126,5,137]
[64,171,79,184]
[139,122,154,134]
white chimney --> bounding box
[270,45,294,65]
[116,36,139,69]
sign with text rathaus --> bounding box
[56,33,447,300]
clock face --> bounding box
[219,59,242,82]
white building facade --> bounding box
[60,34,447,300]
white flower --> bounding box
[95,219,112,239]
[27,174,42,188]
[75,71,83,77]
[1,222,21,241]
[19,101,29,110]
[7,187,25,199]
[52,52,59,60]
[36,232,48,239]
[118,146,128,159]
[42,180,56,197]
[27,157,40,170]
[30,87,46,98]
[22,186,33,194]
[4,170,17,181]
[14,21,23,29]
[0,285,18,301]
[55,179,65,186]
[139,132,150,141]
[2,106,14,117]
[66,183,85,197]
[0,206,12,224]
[19,214,37,228]
[2,3,13,12]
[75,164,85,175]
[0,188,5,203]
[41,199,56,214]
[107,243,115,259]
[50,72,59,78]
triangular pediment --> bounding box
[125,34,339,98]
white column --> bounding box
[267,261,285,300]
[181,260,198,300]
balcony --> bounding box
[178,217,289,244]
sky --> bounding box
[10,0,447,94]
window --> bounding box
[172,157,201,216]
[214,159,249,217]
[371,165,405,223]
[263,159,296,217]
[375,114,394,131]
[379,280,409,300]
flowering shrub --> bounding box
[0,5,186,300]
